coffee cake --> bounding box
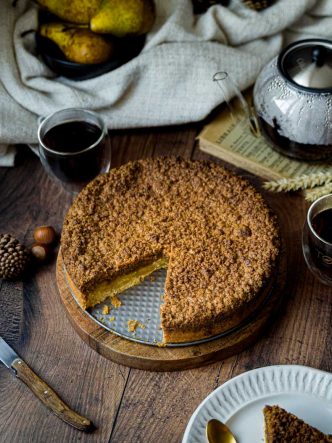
[264,405,332,442]
[61,157,279,343]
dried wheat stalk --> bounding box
[263,172,332,193]
[304,183,332,202]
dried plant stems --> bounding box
[264,171,332,202]
[304,183,332,202]
[263,172,332,193]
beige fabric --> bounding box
[0,0,331,165]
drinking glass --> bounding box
[37,108,111,193]
[302,194,332,285]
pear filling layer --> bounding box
[86,257,168,309]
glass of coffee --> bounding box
[38,108,111,193]
[302,194,332,285]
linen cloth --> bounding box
[0,0,331,166]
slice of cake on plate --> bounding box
[264,405,332,442]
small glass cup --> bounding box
[37,108,111,193]
[302,194,332,285]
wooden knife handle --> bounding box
[11,358,94,432]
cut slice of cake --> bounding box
[263,405,332,442]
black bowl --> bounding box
[35,32,145,81]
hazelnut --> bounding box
[31,243,52,262]
[33,226,56,245]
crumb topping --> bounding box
[264,405,332,442]
[111,295,121,308]
[102,305,110,315]
[62,157,279,331]
[127,319,145,333]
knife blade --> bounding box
[0,336,20,370]
[0,336,94,432]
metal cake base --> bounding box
[64,266,274,348]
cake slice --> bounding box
[263,405,332,442]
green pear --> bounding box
[36,0,101,24]
[90,0,155,37]
[40,23,115,64]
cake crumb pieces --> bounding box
[127,319,145,333]
[157,342,166,347]
[109,316,115,322]
[111,295,122,308]
[102,305,110,315]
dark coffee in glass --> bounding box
[38,109,111,193]
[303,194,332,285]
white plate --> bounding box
[183,365,332,443]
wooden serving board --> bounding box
[56,251,287,371]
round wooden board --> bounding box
[56,251,287,371]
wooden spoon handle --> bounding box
[11,358,94,432]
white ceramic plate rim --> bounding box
[182,364,332,443]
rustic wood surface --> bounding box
[0,127,331,443]
[56,242,287,371]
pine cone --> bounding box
[0,234,30,280]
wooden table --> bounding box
[0,126,331,443]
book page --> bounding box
[198,100,332,181]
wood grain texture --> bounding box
[0,280,23,345]
[0,127,331,443]
[56,249,287,371]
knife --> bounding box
[0,336,94,432]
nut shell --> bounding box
[33,226,56,245]
[31,243,52,262]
